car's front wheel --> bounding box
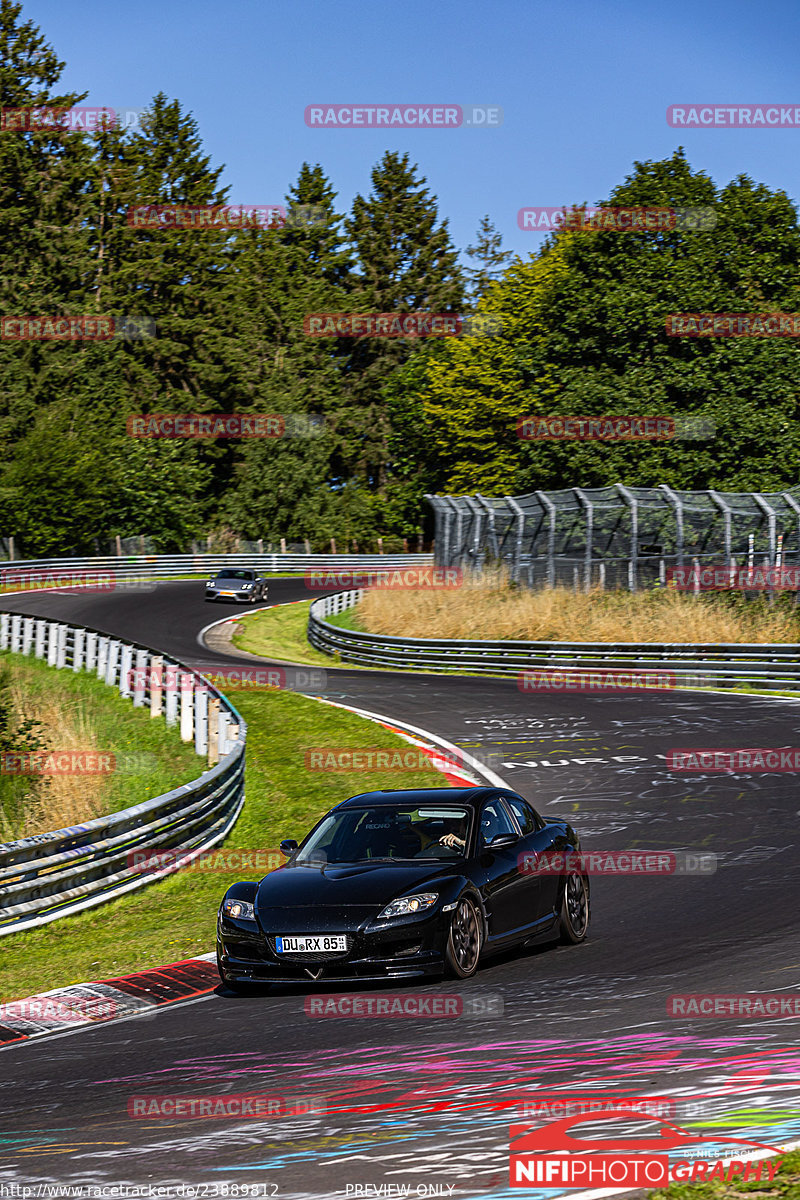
[559,870,590,943]
[444,895,483,978]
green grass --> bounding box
[230,600,366,668]
[0,651,200,837]
[648,1149,800,1200]
[0,686,446,1001]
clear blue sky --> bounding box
[22,0,800,266]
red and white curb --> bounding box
[0,952,218,1046]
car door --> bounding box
[473,795,533,943]
[503,792,564,925]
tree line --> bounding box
[2,0,799,557]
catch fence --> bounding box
[426,488,800,591]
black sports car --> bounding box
[204,568,268,603]
[216,787,589,990]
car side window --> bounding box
[504,794,540,835]
[480,798,517,846]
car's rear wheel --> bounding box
[559,870,589,943]
[444,895,482,978]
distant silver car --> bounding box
[205,568,268,603]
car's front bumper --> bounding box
[217,910,449,984]
[205,588,253,602]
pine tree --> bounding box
[342,151,464,494]
[465,214,512,305]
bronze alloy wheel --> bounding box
[559,871,590,943]
[445,895,482,978]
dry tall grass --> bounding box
[359,572,800,644]
[1,675,107,840]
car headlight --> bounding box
[206,580,215,587]
[377,892,438,920]
[241,583,252,589]
[222,898,255,921]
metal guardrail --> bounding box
[0,611,246,935]
[0,552,433,582]
[308,591,800,691]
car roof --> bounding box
[335,787,501,810]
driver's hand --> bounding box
[439,833,465,849]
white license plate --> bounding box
[275,934,347,954]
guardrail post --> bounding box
[97,636,109,679]
[208,696,220,765]
[150,656,163,717]
[10,614,22,653]
[180,672,194,741]
[56,624,68,668]
[194,681,208,755]
[34,619,46,659]
[85,631,97,671]
[73,628,85,671]
[0,613,9,651]
[47,623,58,666]
[119,645,133,697]
[133,649,147,707]
[22,617,34,655]
[105,640,120,686]
[165,662,179,727]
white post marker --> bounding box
[194,682,208,756]
[119,645,133,697]
[73,627,85,672]
[150,655,163,718]
[105,640,120,687]
[133,649,147,707]
[165,662,178,727]
[180,672,194,742]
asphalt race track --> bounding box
[1,581,799,1198]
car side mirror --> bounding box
[280,839,298,856]
[486,833,517,849]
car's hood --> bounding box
[256,861,453,908]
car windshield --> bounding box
[216,570,254,580]
[295,805,472,864]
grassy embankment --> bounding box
[0,658,443,1000]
